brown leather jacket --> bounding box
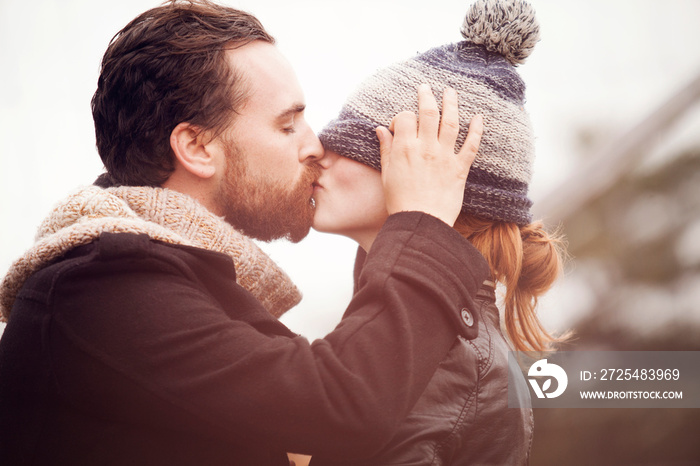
[311,252,533,466]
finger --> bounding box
[438,87,460,147]
[391,111,418,144]
[377,126,394,171]
[457,114,484,169]
[417,83,440,142]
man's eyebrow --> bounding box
[275,103,306,122]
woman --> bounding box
[309,0,566,464]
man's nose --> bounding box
[299,124,324,164]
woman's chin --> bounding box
[310,213,331,233]
[311,214,346,237]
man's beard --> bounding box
[215,144,321,243]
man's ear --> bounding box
[170,122,218,179]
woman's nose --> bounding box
[317,148,340,169]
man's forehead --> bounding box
[226,42,304,113]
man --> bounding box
[0,1,487,464]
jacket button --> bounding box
[461,308,474,327]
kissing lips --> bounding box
[310,181,322,209]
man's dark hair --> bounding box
[91,0,274,187]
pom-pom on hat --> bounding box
[318,0,540,226]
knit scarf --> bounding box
[0,185,302,321]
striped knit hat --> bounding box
[318,0,540,225]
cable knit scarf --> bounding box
[0,185,301,322]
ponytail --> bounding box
[454,214,568,352]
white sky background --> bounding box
[1,0,700,339]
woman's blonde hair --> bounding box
[454,214,568,352]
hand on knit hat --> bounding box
[378,84,483,227]
[318,0,539,225]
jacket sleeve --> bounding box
[48,212,489,457]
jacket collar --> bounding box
[0,185,301,321]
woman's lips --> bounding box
[310,182,322,209]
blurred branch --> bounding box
[533,72,700,225]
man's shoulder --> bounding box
[71,232,232,268]
[23,232,235,298]
[94,232,231,265]
[11,231,247,336]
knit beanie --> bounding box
[318,0,540,225]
